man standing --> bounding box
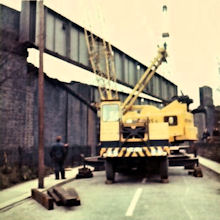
[50,136,69,179]
[201,128,210,143]
[212,127,219,136]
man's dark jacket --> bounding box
[50,142,67,162]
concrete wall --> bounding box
[199,86,213,106]
[214,106,220,130]
[205,106,215,134]
[193,85,217,138]
[194,112,206,140]
[0,5,97,168]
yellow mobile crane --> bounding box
[99,47,171,183]
[85,30,201,183]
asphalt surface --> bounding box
[0,166,219,220]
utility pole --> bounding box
[38,0,45,189]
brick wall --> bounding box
[0,5,98,168]
[0,62,98,167]
[194,143,220,163]
[0,50,29,163]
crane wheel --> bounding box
[193,166,203,177]
[105,159,115,183]
[105,180,113,184]
[160,156,169,183]
[161,178,169,183]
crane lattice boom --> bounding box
[121,47,168,114]
[84,29,118,101]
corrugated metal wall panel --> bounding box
[154,75,160,97]
[151,76,155,96]
[98,41,106,74]
[78,31,89,66]
[134,63,139,85]
[171,85,177,98]
[162,81,168,100]
[114,51,123,81]
[90,87,95,102]
[158,77,162,98]
[128,59,136,86]
[150,79,153,94]
[54,17,66,56]
[139,66,146,80]
[124,57,129,84]
[136,65,140,82]
[167,82,173,99]
[94,87,100,103]
[146,74,153,94]
[70,26,79,61]
[167,84,171,99]
[45,12,54,51]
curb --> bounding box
[200,164,220,179]
[198,156,220,176]
[0,166,94,211]
[0,177,75,211]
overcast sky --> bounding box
[1,0,220,108]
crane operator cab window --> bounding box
[164,116,178,126]
[102,104,120,122]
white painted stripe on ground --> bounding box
[125,188,143,217]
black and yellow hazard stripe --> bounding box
[100,146,170,158]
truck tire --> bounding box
[160,156,168,182]
[105,159,115,183]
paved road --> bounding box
[0,167,220,220]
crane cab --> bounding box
[100,101,121,143]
